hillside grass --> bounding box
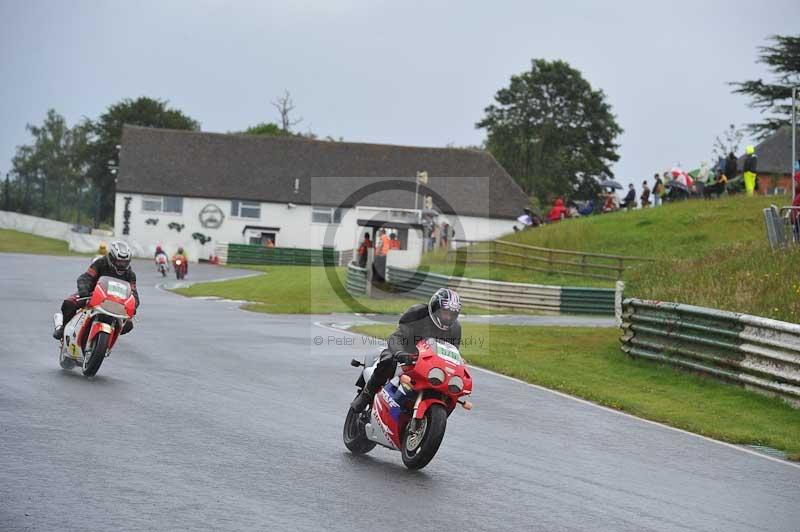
[424,196,800,322]
[352,323,800,460]
[0,228,73,255]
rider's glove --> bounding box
[394,352,417,365]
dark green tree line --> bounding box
[4,97,200,225]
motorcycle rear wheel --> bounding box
[83,331,109,377]
[401,404,447,470]
[343,401,376,455]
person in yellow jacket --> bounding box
[743,145,758,197]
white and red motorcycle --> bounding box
[155,253,169,277]
[54,276,136,377]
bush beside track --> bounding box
[352,323,800,460]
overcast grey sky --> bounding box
[1,0,798,191]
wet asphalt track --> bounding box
[1,253,798,531]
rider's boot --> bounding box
[52,312,63,340]
[351,375,384,412]
[350,388,374,412]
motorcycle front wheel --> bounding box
[343,402,376,455]
[83,331,109,377]
[401,404,447,470]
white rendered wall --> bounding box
[113,193,517,261]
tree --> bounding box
[730,34,800,139]
[712,124,745,163]
[477,59,622,202]
[271,90,302,133]
[240,122,289,136]
[9,109,89,220]
[84,97,200,222]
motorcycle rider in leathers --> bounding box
[350,288,463,412]
[53,241,140,340]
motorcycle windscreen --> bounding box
[94,276,133,316]
[96,276,131,298]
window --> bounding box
[142,196,183,214]
[312,206,344,224]
[231,200,261,219]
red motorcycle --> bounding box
[173,254,187,280]
[343,338,473,469]
[54,276,136,377]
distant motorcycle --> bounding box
[54,276,136,377]
[173,255,187,280]
[155,254,169,277]
[343,338,473,470]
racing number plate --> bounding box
[434,341,462,365]
[107,280,128,299]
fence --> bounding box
[620,298,800,406]
[383,265,617,315]
[215,243,344,266]
[763,205,799,250]
[446,240,654,281]
[346,262,368,296]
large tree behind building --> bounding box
[477,59,622,203]
[730,34,800,139]
[85,97,200,222]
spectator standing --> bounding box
[265,238,275,248]
[743,145,758,196]
[376,228,390,256]
[357,232,372,267]
[547,198,568,222]
[724,152,738,181]
[389,232,401,250]
[790,160,800,238]
[640,181,651,208]
[621,184,636,209]
[440,222,450,248]
[652,173,663,207]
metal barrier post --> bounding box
[614,281,625,327]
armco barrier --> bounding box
[346,263,368,296]
[620,298,800,405]
[385,266,616,315]
[225,243,340,266]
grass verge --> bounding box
[174,264,541,315]
[0,228,73,255]
[351,323,800,460]
[174,265,424,314]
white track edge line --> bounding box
[313,320,800,471]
